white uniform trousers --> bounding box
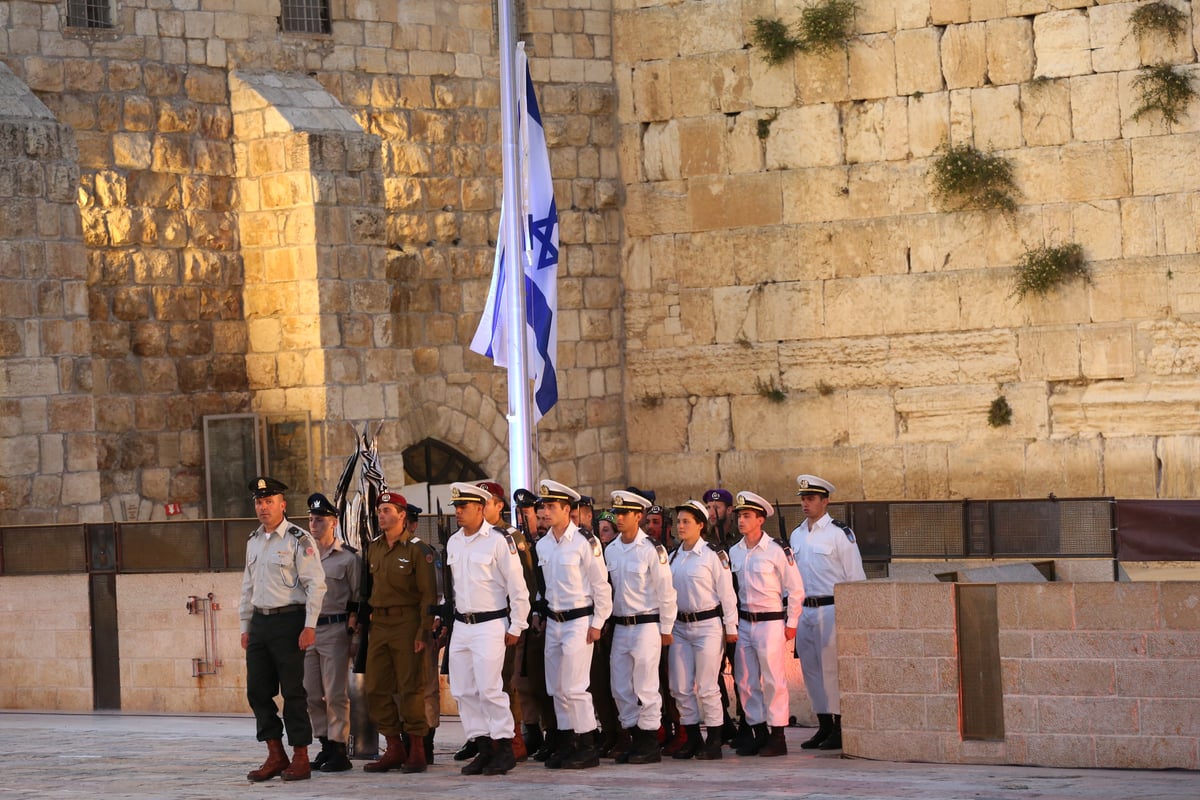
[303,623,352,743]
[448,617,514,740]
[544,616,598,733]
[734,618,789,727]
[610,623,662,730]
[795,604,840,714]
[668,617,725,727]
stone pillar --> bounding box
[0,63,100,524]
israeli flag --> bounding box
[470,44,559,421]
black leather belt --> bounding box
[546,605,594,623]
[678,607,721,623]
[803,596,834,608]
[317,613,349,625]
[255,604,305,616]
[372,606,415,617]
[454,609,509,624]
[612,613,660,626]
[738,609,786,622]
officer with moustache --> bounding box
[789,474,866,751]
[240,477,326,782]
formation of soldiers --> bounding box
[236,472,866,780]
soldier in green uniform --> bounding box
[362,491,437,774]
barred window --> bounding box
[65,0,114,29]
[280,0,331,35]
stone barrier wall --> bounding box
[837,579,1200,769]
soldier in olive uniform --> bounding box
[239,477,327,783]
[362,491,437,774]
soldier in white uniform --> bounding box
[728,491,804,757]
[445,482,531,776]
[239,476,327,782]
[789,474,866,751]
[302,493,359,773]
[667,500,738,760]
[606,489,677,764]
[535,479,613,770]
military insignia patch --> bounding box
[717,550,731,570]
[655,543,668,565]
[504,533,518,555]
[426,553,434,564]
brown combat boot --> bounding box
[280,745,311,780]
[247,738,290,781]
[400,733,428,773]
[512,727,528,761]
[363,734,407,772]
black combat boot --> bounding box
[735,722,768,756]
[533,727,557,762]
[801,713,833,749]
[311,736,331,769]
[817,714,843,750]
[545,730,574,769]
[626,727,661,764]
[562,729,600,769]
[319,740,353,772]
[758,725,788,757]
[672,723,703,759]
[695,726,724,760]
[454,737,479,761]
[461,736,493,775]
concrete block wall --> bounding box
[837,579,1200,769]
[0,575,93,710]
[615,0,1200,504]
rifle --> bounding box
[435,499,454,675]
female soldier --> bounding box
[666,500,738,759]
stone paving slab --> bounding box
[0,711,1195,800]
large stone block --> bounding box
[1020,437,1103,496]
[971,84,1021,149]
[844,98,910,163]
[1019,78,1072,146]
[1088,1,1139,74]
[986,16,1033,85]
[941,23,987,89]
[896,28,945,96]
[766,103,843,169]
[946,438,1024,497]
[848,34,897,101]
[1156,436,1200,498]
[669,52,752,117]
[1013,141,1131,204]
[794,49,850,105]
[1051,380,1200,438]
[907,91,951,157]
[1032,10,1092,78]
[1131,133,1200,196]
[687,173,782,232]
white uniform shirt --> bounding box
[606,531,678,635]
[446,522,532,637]
[728,534,805,628]
[535,522,613,629]
[789,513,866,596]
[239,519,327,631]
[670,541,739,636]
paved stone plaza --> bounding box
[1,711,1194,800]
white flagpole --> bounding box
[496,1,536,494]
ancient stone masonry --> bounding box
[0,0,623,523]
[616,0,1200,503]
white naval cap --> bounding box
[611,489,652,513]
[795,474,835,497]
[538,479,582,504]
[674,499,710,521]
[733,490,774,517]
[449,481,490,505]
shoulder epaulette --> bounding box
[832,519,856,543]
[343,543,358,554]
[287,525,309,542]
[772,536,795,566]
[580,528,602,558]
[654,542,668,565]
[412,537,438,565]
[502,532,518,555]
[717,549,731,570]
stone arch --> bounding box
[390,390,520,485]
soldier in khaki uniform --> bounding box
[239,477,326,782]
[362,491,437,774]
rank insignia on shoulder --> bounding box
[775,538,795,566]
[833,519,857,543]
[504,533,518,555]
[717,550,731,570]
[655,543,668,565]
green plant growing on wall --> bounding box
[750,1,858,65]
[1012,243,1089,299]
[988,396,1012,428]
[755,376,788,403]
[1131,64,1198,125]
[930,144,1019,213]
[1128,1,1188,45]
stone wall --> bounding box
[837,580,1200,769]
[0,62,99,523]
[614,0,1200,503]
[0,0,624,523]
